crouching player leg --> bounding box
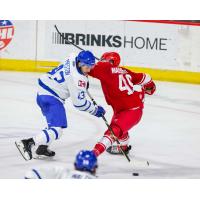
[15,94,67,161]
[93,107,143,157]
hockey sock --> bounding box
[93,135,113,156]
[33,127,63,145]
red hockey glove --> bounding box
[143,81,156,95]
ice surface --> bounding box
[0,71,200,178]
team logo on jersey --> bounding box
[78,80,86,88]
[0,20,14,51]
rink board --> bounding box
[1,20,200,84]
[1,58,200,84]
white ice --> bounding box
[0,71,200,179]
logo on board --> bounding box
[0,20,14,51]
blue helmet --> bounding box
[76,50,95,67]
[74,150,98,173]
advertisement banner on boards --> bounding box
[37,20,179,70]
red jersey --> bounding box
[89,61,152,112]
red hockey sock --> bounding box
[93,143,106,157]
[93,135,113,157]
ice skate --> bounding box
[15,138,35,161]
[34,145,55,159]
[106,145,132,155]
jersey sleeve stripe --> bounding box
[138,74,152,85]
[91,108,97,115]
[74,100,87,108]
[137,74,146,85]
[89,109,94,114]
[82,101,91,111]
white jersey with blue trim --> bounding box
[38,53,97,114]
[25,166,96,179]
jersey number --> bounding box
[48,65,65,83]
[78,91,85,100]
[119,74,135,95]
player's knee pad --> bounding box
[119,133,130,146]
[104,124,123,138]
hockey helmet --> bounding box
[76,50,95,68]
[101,52,121,67]
[74,150,98,173]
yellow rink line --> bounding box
[125,66,200,84]
[0,59,59,73]
[0,58,200,84]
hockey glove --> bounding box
[93,106,106,117]
[143,81,156,95]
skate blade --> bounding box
[130,155,150,168]
[106,149,130,155]
[15,141,30,161]
[32,154,55,160]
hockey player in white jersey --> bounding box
[15,50,106,161]
[24,150,98,179]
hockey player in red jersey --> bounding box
[89,52,156,156]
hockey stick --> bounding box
[86,90,149,173]
[86,90,131,162]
